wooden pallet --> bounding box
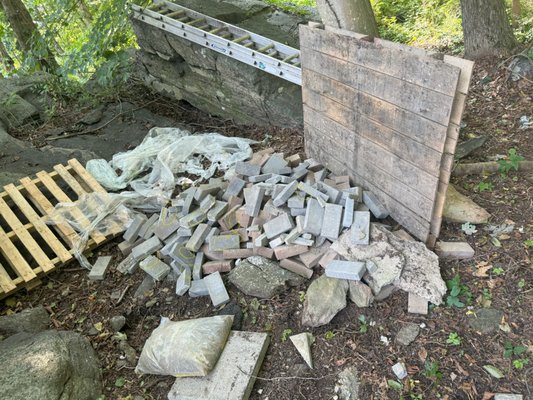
[0,159,123,299]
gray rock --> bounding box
[332,224,446,305]
[228,256,305,299]
[0,330,102,400]
[468,308,503,334]
[0,306,49,337]
[443,184,490,224]
[216,302,243,331]
[110,315,126,332]
[118,340,137,366]
[348,281,374,307]
[302,275,348,327]
[335,366,360,400]
[396,323,420,346]
[134,275,156,299]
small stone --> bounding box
[290,332,315,369]
[348,281,374,307]
[392,362,407,379]
[408,293,429,315]
[110,315,126,332]
[467,308,503,334]
[396,323,420,346]
[302,275,348,327]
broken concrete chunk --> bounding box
[140,255,171,281]
[89,256,112,280]
[204,271,230,307]
[131,236,162,260]
[207,201,229,222]
[290,332,315,369]
[320,204,343,241]
[351,211,370,245]
[435,241,475,260]
[209,234,241,252]
[263,212,295,239]
[396,323,420,346]
[363,191,389,219]
[176,268,191,296]
[325,260,366,281]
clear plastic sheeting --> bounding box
[135,315,234,377]
[44,192,137,270]
[86,127,256,202]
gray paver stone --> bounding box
[189,279,209,297]
[244,186,266,217]
[223,177,246,201]
[131,236,162,260]
[342,197,355,228]
[89,256,112,280]
[186,223,211,252]
[139,256,171,281]
[204,271,230,307]
[235,161,261,177]
[123,214,147,243]
[363,191,389,219]
[209,234,241,252]
[175,268,191,296]
[273,180,298,207]
[351,211,370,245]
[303,198,324,236]
[325,260,366,280]
[263,212,295,239]
[320,204,343,241]
[193,252,204,280]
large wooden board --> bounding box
[0,159,122,299]
[300,24,474,245]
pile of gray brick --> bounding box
[114,148,391,307]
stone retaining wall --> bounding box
[132,0,317,127]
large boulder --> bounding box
[0,330,103,400]
[0,306,50,337]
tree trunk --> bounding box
[512,0,521,27]
[0,0,58,71]
[0,40,15,72]
[460,0,517,59]
[315,0,379,37]
[77,0,92,27]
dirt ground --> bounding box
[1,57,532,400]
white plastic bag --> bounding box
[135,315,234,377]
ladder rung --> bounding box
[198,24,210,30]
[293,62,301,68]
[187,18,205,25]
[159,8,171,15]
[209,26,226,34]
[147,3,162,11]
[243,42,254,48]
[167,10,186,18]
[221,32,232,39]
[257,43,274,53]
[283,53,299,63]
[233,34,250,44]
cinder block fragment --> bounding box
[235,161,261,177]
[223,177,246,201]
[186,223,211,252]
[342,197,355,228]
[435,241,475,260]
[320,204,343,241]
[209,234,241,252]
[363,191,389,219]
[273,180,298,207]
[123,214,148,243]
[280,259,313,278]
[176,268,191,296]
[89,256,112,280]
[189,279,209,297]
[244,186,266,217]
[303,198,324,236]
[274,245,309,260]
[140,255,171,281]
[131,236,162,259]
[193,252,204,280]
[204,271,230,307]
[263,213,295,239]
[325,260,366,281]
[351,211,371,245]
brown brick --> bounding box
[228,195,244,210]
[280,259,313,279]
[274,245,309,260]
[253,247,275,259]
[202,260,234,274]
[222,248,254,259]
[236,206,252,228]
[318,249,338,268]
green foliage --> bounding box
[491,265,505,276]
[513,358,529,369]
[358,314,369,333]
[298,291,306,302]
[424,360,442,381]
[446,332,461,346]
[503,341,527,358]
[498,148,525,177]
[446,274,472,308]
[324,330,336,340]
[477,181,494,192]
[524,240,533,248]
[281,328,292,342]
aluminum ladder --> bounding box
[131,0,302,85]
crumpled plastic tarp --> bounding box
[86,127,256,204]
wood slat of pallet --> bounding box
[36,171,107,244]
[19,177,80,248]
[4,184,72,263]
[68,159,106,193]
[0,263,17,293]
[0,225,38,282]
[54,164,122,236]
[0,197,56,273]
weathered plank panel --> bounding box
[300,24,473,244]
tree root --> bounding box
[452,160,533,176]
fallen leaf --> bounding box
[418,348,428,362]
[474,262,493,277]
[483,365,504,379]
[115,377,126,388]
[482,392,495,400]
[498,234,511,240]
[94,322,103,332]
[387,379,403,391]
